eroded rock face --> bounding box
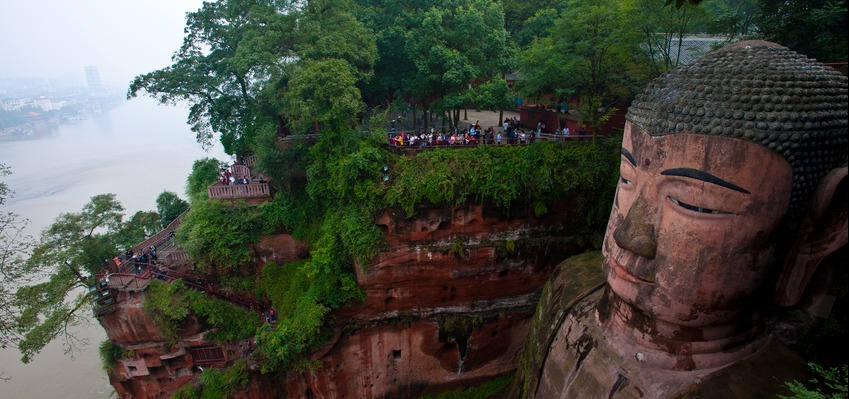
[285,315,530,398]
[102,203,596,398]
[280,204,597,397]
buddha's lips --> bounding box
[609,257,654,285]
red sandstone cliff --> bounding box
[100,204,597,398]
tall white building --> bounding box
[84,65,103,92]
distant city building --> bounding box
[84,65,104,92]
[33,97,55,112]
[1,98,27,111]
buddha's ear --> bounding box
[774,167,848,307]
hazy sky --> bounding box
[0,0,206,87]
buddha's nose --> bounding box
[613,195,657,259]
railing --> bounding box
[243,155,256,168]
[131,210,187,255]
[189,346,226,366]
[230,164,251,180]
[105,270,153,292]
[162,249,191,266]
[207,181,270,200]
[279,133,322,141]
[385,134,600,153]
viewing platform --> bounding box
[207,181,270,200]
[206,155,271,203]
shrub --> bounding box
[186,158,226,202]
[99,339,126,371]
[420,372,514,399]
[145,280,260,344]
[197,359,249,399]
[176,199,262,273]
[144,280,191,343]
[187,291,261,342]
[780,363,848,399]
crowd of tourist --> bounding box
[219,168,250,185]
[388,117,574,148]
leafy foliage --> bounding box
[144,280,260,344]
[186,158,225,202]
[128,0,298,153]
[0,163,31,349]
[144,280,192,343]
[156,191,189,228]
[780,363,848,399]
[99,339,128,371]
[756,0,848,63]
[12,194,153,362]
[172,385,201,399]
[516,0,645,131]
[176,199,262,273]
[115,210,161,249]
[197,359,250,399]
[419,372,514,399]
[285,59,365,133]
[386,141,620,226]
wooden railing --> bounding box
[230,164,251,180]
[106,270,153,292]
[131,210,186,254]
[162,249,191,266]
[243,155,256,168]
[207,181,270,200]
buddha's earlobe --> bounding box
[774,167,848,307]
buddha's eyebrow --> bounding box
[621,148,636,166]
[661,168,751,194]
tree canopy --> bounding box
[156,191,190,228]
[12,194,159,362]
[1,164,31,352]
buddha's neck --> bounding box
[596,287,766,371]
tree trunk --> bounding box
[464,108,468,120]
[412,104,417,130]
[498,109,503,126]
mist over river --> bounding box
[0,97,227,398]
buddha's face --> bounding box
[602,122,793,328]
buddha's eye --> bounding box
[668,196,731,215]
[620,177,633,186]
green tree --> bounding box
[755,0,848,62]
[175,199,261,273]
[155,191,189,228]
[115,211,161,249]
[517,0,644,134]
[500,0,561,39]
[13,194,127,362]
[624,0,710,77]
[1,164,32,351]
[357,0,509,128]
[186,158,225,202]
[295,0,378,83]
[475,77,515,125]
[128,0,298,154]
[285,59,366,134]
[405,0,510,128]
[700,0,758,37]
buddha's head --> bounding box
[600,41,848,369]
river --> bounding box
[0,97,228,398]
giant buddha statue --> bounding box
[511,41,847,398]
